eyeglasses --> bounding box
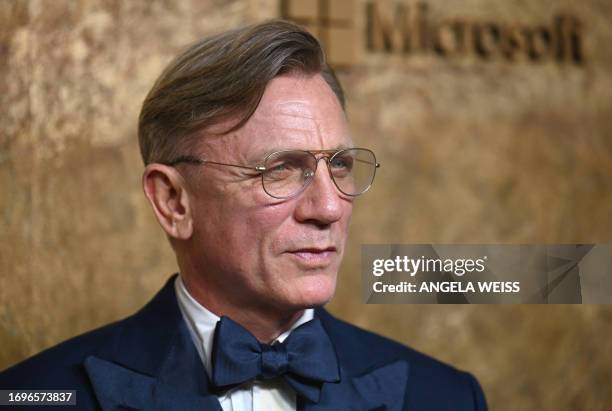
[166,148,380,199]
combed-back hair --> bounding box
[138,19,345,165]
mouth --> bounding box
[286,246,338,267]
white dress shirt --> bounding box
[174,275,314,411]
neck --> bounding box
[180,272,305,344]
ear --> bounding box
[142,164,193,240]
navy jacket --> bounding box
[0,275,487,410]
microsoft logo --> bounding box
[281,0,585,68]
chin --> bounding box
[287,272,338,308]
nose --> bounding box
[293,158,350,226]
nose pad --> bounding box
[294,155,338,199]
[302,157,336,193]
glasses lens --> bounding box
[330,149,377,196]
[262,151,315,198]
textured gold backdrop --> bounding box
[1,1,611,410]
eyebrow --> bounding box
[251,144,355,162]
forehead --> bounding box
[201,74,352,159]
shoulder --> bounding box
[0,276,179,390]
[317,308,488,410]
[0,317,126,390]
[316,307,458,375]
[0,317,139,411]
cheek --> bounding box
[245,204,294,254]
[194,184,293,255]
[192,195,252,258]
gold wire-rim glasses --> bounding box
[165,148,380,199]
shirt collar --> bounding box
[174,275,314,379]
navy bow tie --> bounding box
[211,316,340,403]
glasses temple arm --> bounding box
[353,158,381,167]
[165,156,260,171]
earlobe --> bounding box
[142,164,193,240]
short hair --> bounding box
[138,19,345,165]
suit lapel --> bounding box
[84,275,221,411]
[85,356,222,411]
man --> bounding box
[0,20,487,410]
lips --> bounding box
[286,246,338,266]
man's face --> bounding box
[183,74,353,313]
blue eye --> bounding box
[271,163,289,172]
[330,156,353,170]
